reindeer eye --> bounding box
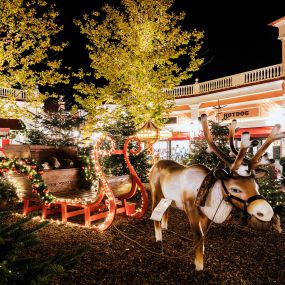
[230,188,242,194]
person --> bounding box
[181,146,187,158]
[174,145,181,161]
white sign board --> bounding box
[150,198,173,221]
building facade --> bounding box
[155,17,285,164]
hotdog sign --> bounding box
[204,107,260,121]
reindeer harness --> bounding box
[220,178,267,213]
[195,170,267,214]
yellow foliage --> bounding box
[0,0,68,118]
[75,0,204,128]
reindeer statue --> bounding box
[150,114,285,271]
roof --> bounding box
[0,119,23,130]
[269,16,285,27]
[234,126,273,138]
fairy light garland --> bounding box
[93,135,117,231]
[79,159,100,198]
[0,157,54,204]
[122,136,147,217]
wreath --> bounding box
[0,157,54,204]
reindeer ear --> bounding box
[214,169,230,180]
[254,168,268,179]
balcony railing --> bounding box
[167,64,283,98]
[0,64,283,101]
[0,87,27,100]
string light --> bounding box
[0,157,54,204]
[4,135,148,230]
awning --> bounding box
[234,126,273,138]
[161,131,190,141]
[0,119,23,130]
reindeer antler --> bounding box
[199,115,280,175]
[199,114,233,166]
[229,119,238,157]
[230,132,251,172]
[249,124,285,171]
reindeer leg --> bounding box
[184,197,204,271]
[161,209,169,230]
[199,213,209,233]
[151,180,164,242]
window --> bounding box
[165,117,177,124]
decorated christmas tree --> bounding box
[258,166,285,213]
[0,176,18,210]
[101,113,150,183]
[22,97,85,147]
[183,120,230,169]
[0,212,87,285]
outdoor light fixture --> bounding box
[136,121,172,163]
[136,121,160,142]
[136,121,160,162]
[159,129,172,139]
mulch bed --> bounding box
[5,203,285,285]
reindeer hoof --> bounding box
[155,230,162,242]
[161,221,168,230]
[195,261,204,271]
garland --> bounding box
[0,157,54,204]
[78,147,99,195]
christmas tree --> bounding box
[0,176,18,210]
[102,113,150,183]
[0,212,87,285]
[258,166,285,213]
[22,97,85,147]
[183,120,230,169]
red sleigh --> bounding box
[11,136,148,230]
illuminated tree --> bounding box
[183,120,230,169]
[0,0,69,119]
[75,0,204,127]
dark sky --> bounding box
[55,0,284,85]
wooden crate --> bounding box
[8,168,82,198]
[29,145,57,161]
[42,168,82,193]
[8,169,132,199]
[3,145,79,162]
[107,175,132,198]
[3,145,31,159]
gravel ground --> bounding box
[5,204,285,285]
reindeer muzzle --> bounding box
[246,199,274,222]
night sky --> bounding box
[55,0,284,85]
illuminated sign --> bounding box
[219,107,260,120]
[200,107,260,120]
